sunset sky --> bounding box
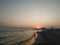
[0,0,60,28]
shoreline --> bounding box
[20,32,37,45]
[7,32,38,45]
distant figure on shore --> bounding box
[33,33,35,37]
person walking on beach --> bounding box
[34,33,35,37]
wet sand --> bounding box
[21,33,38,45]
[21,30,43,45]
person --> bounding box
[33,33,35,37]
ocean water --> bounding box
[0,29,37,45]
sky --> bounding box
[0,0,60,28]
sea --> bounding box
[0,29,37,45]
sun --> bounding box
[37,26,40,29]
[34,24,42,29]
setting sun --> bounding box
[34,24,43,29]
[37,26,40,29]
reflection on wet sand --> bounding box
[21,33,37,45]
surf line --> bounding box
[13,32,37,45]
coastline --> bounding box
[20,32,37,45]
